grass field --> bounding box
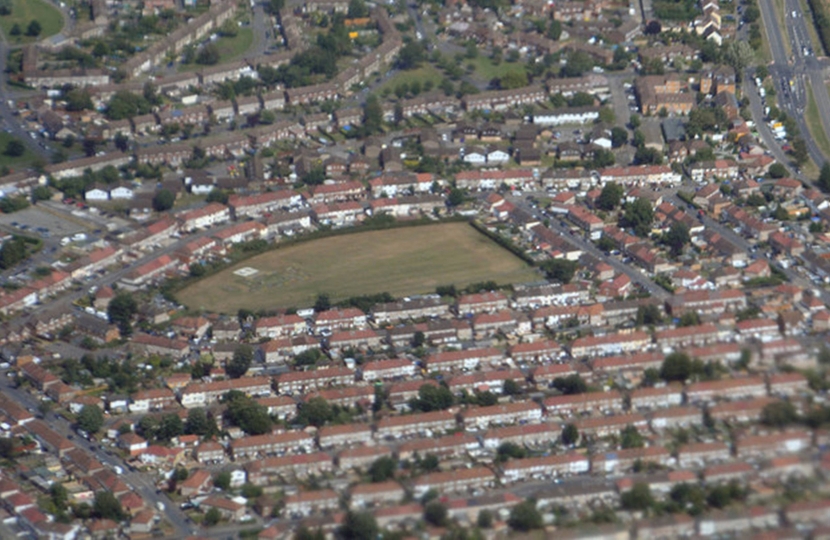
[178,28,254,72]
[470,56,528,84]
[177,223,539,313]
[380,65,444,96]
[0,0,63,44]
[805,81,830,161]
[0,133,38,172]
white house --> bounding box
[110,185,134,200]
[487,149,511,164]
[533,106,599,126]
[462,148,487,165]
[85,186,109,201]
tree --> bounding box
[227,344,253,379]
[541,258,579,284]
[368,456,396,482]
[561,423,579,445]
[547,20,562,40]
[660,352,692,383]
[297,397,333,427]
[768,162,788,179]
[620,483,654,511]
[791,137,809,165]
[114,133,129,153]
[620,424,644,448]
[0,0,11,16]
[447,187,465,207]
[663,222,690,258]
[26,20,41,37]
[196,44,221,65]
[499,70,528,89]
[477,510,494,528]
[348,0,369,17]
[610,127,628,149]
[819,163,830,192]
[496,442,527,463]
[722,40,753,73]
[363,94,383,135]
[93,491,125,521]
[599,107,616,124]
[508,500,543,532]
[644,20,662,34]
[409,384,454,412]
[553,374,588,395]
[185,408,216,437]
[203,507,222,526]
[760,400,798,428]
[4,139,24,157]
[621,198,654,237]
[9,23,19,36]
[107,293,137,336]
[338,510,379,540]
[424,501,448,527]
[636,304,662,326]
[77,405,104,434]
[397,41,426,70]
[152,189,175,212]
[214,470,231,490]
[503,379,522,396]
[597,182,624,210]
[224,392,272,434]
[65,89,93,112]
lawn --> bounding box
[805,81,830,162]
[470,56,527,85]
[177,222,539,313]
[380,65,444,96]
[178,28,254,72]
[0,0,63,44]
[0,132,38,172]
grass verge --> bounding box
[805,81,830,161]
[0,0,63,45]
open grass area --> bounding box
[379,65,444,96]
[470,56,527,84]
[178,28,254,72]
[0,0,63,44]
[799,0,824,52]
[0,132,38,172]
[805,81,830,162]
[177,222,539,313]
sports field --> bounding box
[0,0,63,44]
[177,223,538,313]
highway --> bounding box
[756,0,830,172]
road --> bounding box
[0,374,194,538]
[505,193,671,300]
[756,0,830,171]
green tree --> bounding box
[447,187,465,206]
[185,407,216,437]
[158,413,183,441]
[620,424,644,448]
[203,506,222,526]
[621,198,654,237]
[107,293,137,336]
[477,509,494,528]
[93,491,125,521]
[397,41,426,70]
[0,0,11,16]
[77,405,104,434]
[768,162,788,178]
[496,442,527,463]
[499,70,528,89]
[196,43,221,65]
[363,94,383,135]
[760,400,798,428]
[368,456,396,482]
[348,0,369,17]
[424,501,448,527]
[214,470,231,490]
[508,500,543,532]
[152,189,175,211]
[610,127,628,148]
[224,391,272,434]
[65,89,93,112]
[226,344,253,378]
[338,510,379,540]
[663,222,690,257]
[9,23,20,36]
[409,384,454,412]
[620,483,654,511]
[4,139,24,157]
[541,258,579,284]
[597,182,624,210]
[26,20,41,37]
[297,397,333,427]
[819,162,830,192]
[552,374,588,395]
[547,19,562,40]
[561,423,579,445]
[660,352,692,383]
